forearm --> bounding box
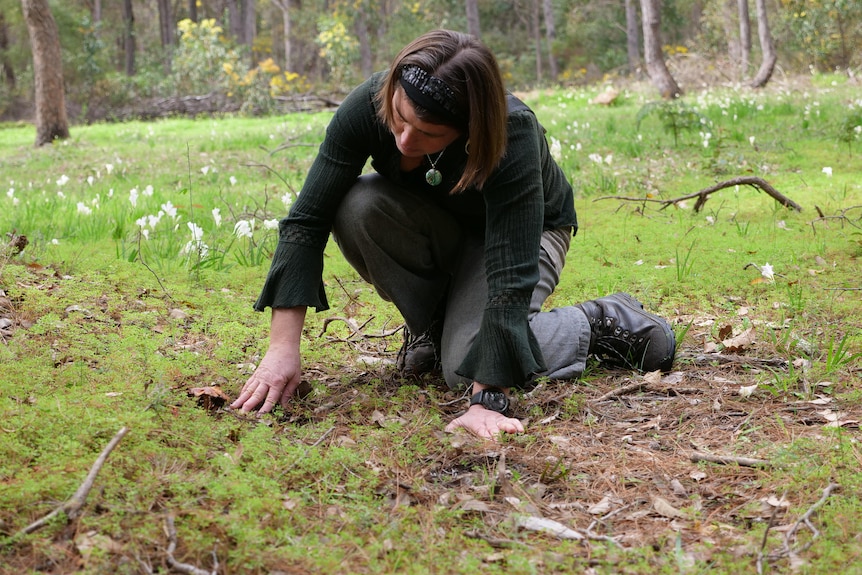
[269,306,307,354]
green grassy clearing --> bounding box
[1,75,861,574]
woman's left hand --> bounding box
[445,404,524,439]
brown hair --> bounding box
[376,29,508,193]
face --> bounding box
[390,88,462,158]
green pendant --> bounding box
[425,168,442,186]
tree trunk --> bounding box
[1,12,16,89]
[354,8,372,78]
[21,0,69,145]
[625,0,641,75]
[122,0,135,76]
[157,0,173,72]
[242,0,256,50]
[722,0,739,64]
[188,0,198,22]
[92,0,102,24]
[640,0,682,98]
[272,0,291,71]
[737,0,751,79]
[227,0,240,40]
[533,0,541,83]
[541,0,558,80]
[750,0,776,87]
[465,0,480,38]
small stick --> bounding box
[592,380,648,402]
[782,483,840,551]
[16,427,129,537]
[165,515,217,575]
[689,451,771,468]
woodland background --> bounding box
[3,0,862,127]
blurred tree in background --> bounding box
[1,0,860,123]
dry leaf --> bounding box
[587,495,614,515]
[723,327,756,351]
[738,384,758,398]
[653,496,687,519]
[690,470,707,481]
[188,385,230,410]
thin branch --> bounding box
[592,380,650,402]
[689,451,771,468]
[17,427,129,536]
[165,515,217,575]
[597,176,802,213]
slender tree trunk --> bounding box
[625,0,641,75]
[122,0,135,76]
[227,0,241,40]
[21,0,69,145]
[272,0,291,71]
[722,0,740,64]
[541,0,558,80]
[157,0,173,72]
[465,0,480,38]
[242,0,256,50]
[750,0,776,87]
[188,0,198,22]
[737,0,751,79]
[0,12,16,89]
[640,0,682,98]
[533,0,541,83]
[354,8,372,78]
[92,0,102,24]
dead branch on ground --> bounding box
[16,427,129,537]
[689,451,772,468]
[164,514,219,575]
[597,176,802,213]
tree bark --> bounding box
[750,0,776,87]
[92,0,102,24]
[542,0,558,80]
[625,0,641,75]
[21,0,69,145]
[722,0,739,64]
[640,0,682,98]
[242,0,256,49]
[188,0,198,22]
[466,0,480,38]
[737,0,751,79]
[122,0,136,76]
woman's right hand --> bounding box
[230,306,307,414]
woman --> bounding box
[231,30,675,439]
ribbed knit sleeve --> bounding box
[455,111,556,387]
[254,75,384,312]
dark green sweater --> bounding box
[256,72,577,388]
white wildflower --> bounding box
[761,262,775,282]
[143,184,154,196]
[77,202,92,215]
[234,220,253,239]
[51,239,59,245]
[161,201,177,219]
[229,176,237,186]
[263,219,279,230]
[201,166,210,175]
[588,153,603,164]
[56,174,69,186]
[57,191,66,199]
[105,163,114,174]
[550,137,562,162]
[212,208,222,228]
[129,188,139,207]
[87,175,94,186]
[822,167,833,177]
[187,221,204,242]
[281,192,293,210]
[749,136,756,146]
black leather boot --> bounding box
[577,292,675,372]
[396,324,441,377]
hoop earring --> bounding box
[464,140,470,155]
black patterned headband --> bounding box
[398,64,466,126]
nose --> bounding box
[398,125,420,151]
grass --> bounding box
[1,74,861,574]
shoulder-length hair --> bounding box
[375,29,508,194]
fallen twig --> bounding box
[685,353,788,369]
[781,483,840,554]
[16,427,129,537]
[165,514,218,575]
[464,530,528,549]
[597,176,802,213]
[689,451,771,468]
[592,380,649,403]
